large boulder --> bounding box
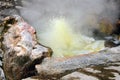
[0,15,52,80]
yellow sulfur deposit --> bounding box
[39,18,105,58]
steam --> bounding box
[38,17,105,57]
[19,0,119,36]
[18,0,119,57]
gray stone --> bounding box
[1,16,52,80]
[61,71,99,80]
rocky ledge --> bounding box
[0,15,52,80]
[0,15,120,80]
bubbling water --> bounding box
[39,17,105,58]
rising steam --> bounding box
[19,0,119,57]
[39,17,105,57]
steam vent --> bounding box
[0,0,120,80]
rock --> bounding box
[0,68,5,80]
[22,77,39,80]
[61,71,99,80]
[0,49,5,80]
[0,0,19,21]
[1,15,52,80]
[35,46,120,77]
[104,36,120,47]
[77,61,120,80]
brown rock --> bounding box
[0,15,52,80]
